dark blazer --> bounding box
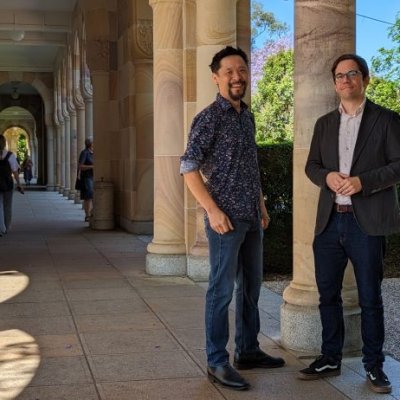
[305,99,400,236]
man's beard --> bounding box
[229,81,247,101]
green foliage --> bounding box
[16,134,28,162]
[258,143,293,276]
[368,13,400,114]
[367,77,400,113]
[251,0,289,47]
[252,50,294,144]
[371,12,400,82]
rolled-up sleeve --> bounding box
[180,110,215,176]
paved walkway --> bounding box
[0,190,399,400]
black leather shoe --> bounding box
[234,349,285,370]
[207,364,250,391]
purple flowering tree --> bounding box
[251,36,292,93]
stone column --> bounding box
[236,0,250,105]
[146,0,187,275]
[67,50,78,200]
[280,0,361,354]
[117,0,154,234]
[56,70,66,193]
[46,124,56,190]
[82,61,93,140]
[61,61,71,197]
[186,0,239,281]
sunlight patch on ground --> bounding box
[0,271,29,303]
[0,329,40,399]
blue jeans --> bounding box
[0,189,13,234]
[313,211,386,370]
[205,217,263,367]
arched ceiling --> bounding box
[0,0,77,73]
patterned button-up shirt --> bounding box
[180,93,261,221]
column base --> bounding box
[187,255,209,282]
[146,253,187,276]
[119,216,153,235]
[280,302,362,355]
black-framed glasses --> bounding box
[335,70,362,82]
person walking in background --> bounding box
[300,54,400,394]
[180,46,285,391]
[78,138,94,222]
[22,155,33,185]
[0,135,24,235]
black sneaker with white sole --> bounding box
[366,366,392,394]
[298,355,341,380]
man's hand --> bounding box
[336,176,362,196]
[326,172,362,196]
[326,171,348,192]
[208,207,234,235]
[261,211,270,230]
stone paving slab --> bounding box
[97,379,224,400]
[0,316,76,336]
[69,297,150,316]
[13,384,99,400]
[80,329,181,355]
[0,301,71,318]
[88,351,203,382]
[74,312,163,332]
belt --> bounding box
[335,204,353,213]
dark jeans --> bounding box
[205,217,263,367]
[313,211,386,371]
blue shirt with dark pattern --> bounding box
[180,93,261,221]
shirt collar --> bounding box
[338,98,366,117]
[216,93,248,112]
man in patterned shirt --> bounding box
[180,46,285,391]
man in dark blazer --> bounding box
[298,54,400,394]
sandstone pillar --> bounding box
[117,0,154,234]
[146,0,186,275]
[67,51,78,200]
[82,61,93,141]
[61,61,71,197]
[56,70,66,193]
[186,0,239,281]
[280,0,361,354]
[46,125,56,190]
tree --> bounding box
[17,134,28,162]
[251,1,289,48]
[252,49,294,144]
[371,12,400,82]
[251,37,291,92]
[368,12,400,113]
[367,77,400,114]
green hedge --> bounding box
[257,143,293,278]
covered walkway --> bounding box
[0,191,399,400]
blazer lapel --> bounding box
[351,100,380,168]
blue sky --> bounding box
[253,0,398,65]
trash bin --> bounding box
[90,179,114,230]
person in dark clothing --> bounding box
[299,54,400,395]
[180,46,284,391]
[78,138,94,222]
[22,156,33,185]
